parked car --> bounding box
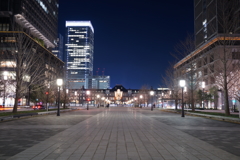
[32,105,45,110]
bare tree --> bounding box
[139,85,150,107]
[3,24,57,113]
[172,34,198,111]
[209,0,240,115]
[162,63,181,110]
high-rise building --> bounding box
[0,0,63,106]
[194,0,240,48]
[174,0,240,109]
[0,0,59,48]
[52,34,64,61]
[91,76,110,89]
[65,21,94,89]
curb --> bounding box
[0,109,79,122]
[161,109,240,124]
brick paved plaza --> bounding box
[1,107,240,160]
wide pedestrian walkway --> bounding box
[8,107,239,160]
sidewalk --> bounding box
[162,109,240,124]
[8,107,240,160]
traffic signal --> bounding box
[87,98,90,101]
[45,92,49,95]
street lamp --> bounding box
[102,97,105,107]
[150,90,154,111]
[56,78,63,116]
[3,72,8,108]
[46,83,50,111]
[202,81,205,109]
[134,97,137,107]
[179,80,186,117]
[74,91,77,106]
[140,95,143,108]
[86,90,90,110]
[97,95,100,108]
[161,92,164,108]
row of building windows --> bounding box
[0,24,9,31]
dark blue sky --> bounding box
[58,0,194,89]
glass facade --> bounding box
[65,21,94,89]
[91,76,110,89]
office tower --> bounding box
[0,0,63,106]
[52,34,64,61]
[174,0,240,110]
[194,0,240,48]
[65,21,94,89]
[0,0,59,48]
[91,76,110,89]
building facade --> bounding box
[0,0,64,107]
[91,75,110,89]
[0,0,59,48]
[194,0,240,48]
[52,34,64,61]
[67,84,172,108]
[65,21,94,89]
[174,0,240,109]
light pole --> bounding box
[57,78,63,116]
[102,97,105,107]
[65,89,69,109]
[179,80,186,117]
[161,92,164,108]
[74,91,77,106]
[202,81,205,109]
[134,97,137,107]
[97,95,100,108]
[86,90,90,110]
[150,90,154,111]
[3,72,8,108]
[140,95,143,108]
[46,83,50,111]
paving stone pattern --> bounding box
[6,107,240,160]
[140,109,240,157]
[0,110,102,160]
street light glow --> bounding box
[57,79,63,86]
[179,80,186,87]
[202,81,205,89]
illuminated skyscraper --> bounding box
[65,21,94,89]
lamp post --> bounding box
[102,97,105,107]
[3,72,8,108]
[46,83,50,111]
[150,90,154,111]
[86,90,90,110]
[97,95,100,108]
[74,91,77,106]
[65,89,69,109]
[179,80,186,117]
[134,97,137,107]
[140,95,143,108]
[56,79,63,116]
[161,92,164,108]
[202,81,205,109]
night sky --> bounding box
[58,0,194,89]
